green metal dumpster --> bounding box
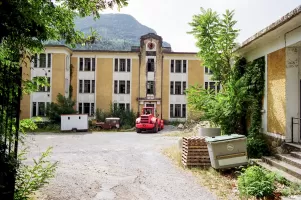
[205,134,248,169]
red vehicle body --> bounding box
[135,107,164,133]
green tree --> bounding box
[188,8,239,84]
[46,93,77,123]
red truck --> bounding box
[135,107,164,133]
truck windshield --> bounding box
[144,109,153,115]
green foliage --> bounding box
[46,93,77,123]
[186,77,251,134]
[238,166,276,199]
[110,105,136,128]
[14,147,58,200]
[95,106,136,128]
[247,135,270,158]
[95,108,110,122]
[188,8,239,84]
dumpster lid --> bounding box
[205,134,245,143]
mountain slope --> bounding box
[46,14,171,51]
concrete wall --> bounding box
[51,53,66,102]
[131,59,139,114]
[96,58,113,112]
[20,57,31,119]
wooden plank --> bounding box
[182,148,208,153]
[182,155,210,159]
[182,152,209,156]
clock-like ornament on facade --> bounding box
[147,42,155,50]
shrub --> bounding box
[247,135,270,158]
[46,93,77,123]
[95,106,136,128]
[14,147,57,200]
[238,166,276,199]
[95,108,110,122]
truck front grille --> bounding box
[141,116,149,123]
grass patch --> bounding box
[162,131,197,137]
[162,145,240,200]
[163,145,301,199]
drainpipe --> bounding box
[138,52,141,116]
[161,54,164,120]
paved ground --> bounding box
[24,127,217,200]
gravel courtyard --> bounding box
[24,128,217,200]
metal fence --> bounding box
[0,64,22,199]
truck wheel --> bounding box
[136,128,141,133]
[153,123,158,133]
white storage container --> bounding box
[61,114,89,132]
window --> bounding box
[126,81,130,94]
[127,59,131,72]
[32,102,48,117]
[114,59,118,71]
[175,60,181,73]
[84,58,91,71]
[170,104,186,118]
[36,76,50,92]
[79,58,83,71]
[170,104,173,118]
[171,60,174,73]
[205,81,220,94]
[147,59,155,72]
[79,80,83,93]
[32,102,37,117]
[78,103,94,116]
[171,60,187,73]
[182,104,186,118]
[114,80,118,94]
[83,103,90,114]
[38,102,45,116]
[175,104,181,117]
[119,103,125,110]
[47,54,51,68]
[175,81,182,95]
[78,103,82,114]
[205,67,213,74]
[126,103,130,111]
[92,80,95,93]
[39,54,46,68]
[170,81,174,94]
[79,58,94,71]
[119,81,126,94]
[205,82,208,90]
[33,53,51,68]
[84,80,90,93]
[183,60,187,73]
[91,103,95,116]
[33,55,38,68]
[47,77,51,92]
[147,81,154,94]
[182,82,186,94]
[92,58,95,71]
[120,59,126,72]
[209,82,215,90]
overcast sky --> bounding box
[103,0,301,52]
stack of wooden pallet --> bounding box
[182,136,211,167]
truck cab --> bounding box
[135,107,164,133]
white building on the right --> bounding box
[237,5,301,143]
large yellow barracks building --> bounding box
[21,33,218,121]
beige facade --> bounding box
[21,33,205,121]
